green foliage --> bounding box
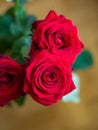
[0,0,36,64]
[10,36,31,63]
[4,6,15,18]
[0,15,14,52]
[0,15,13,34]
[14,96,26,106]
[10,23,24,36]
[72,49,93,70]
[25,15,36,27]
[0,0,36,106]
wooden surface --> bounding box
[0,0,98,130]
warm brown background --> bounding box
[0,0,98,130]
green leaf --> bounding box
[11,41,24,56]
[0,15,15,53]
[10,23,24,36]
[5,7,15,19]
[21,42,30,56]
[25,15,36,27]
[72,49,93,70]
[24,15,36,35]
[17,5,27,24]
[10,36,31,63]
[5,5,26,24]
[0,15,13,34]
[12,36,31,54]
[0,36,13,53]
[14,96,26,106]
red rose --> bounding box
[24,50,75,106]
[0,55,24,106]
[29,10,83,64]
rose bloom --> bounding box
[0,55,24,106]
[29,10,83,64]
[24,50,75,106]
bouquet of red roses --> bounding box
[0,10,85,106]
[23,10,84,105]
[0,0,93,107]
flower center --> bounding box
[55,37,63,48]
[41,70,57,86]
[0,74,12,85]
[45,72,54,82]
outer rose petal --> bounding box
[45,10,58,21]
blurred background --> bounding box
[0,0,98,130]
